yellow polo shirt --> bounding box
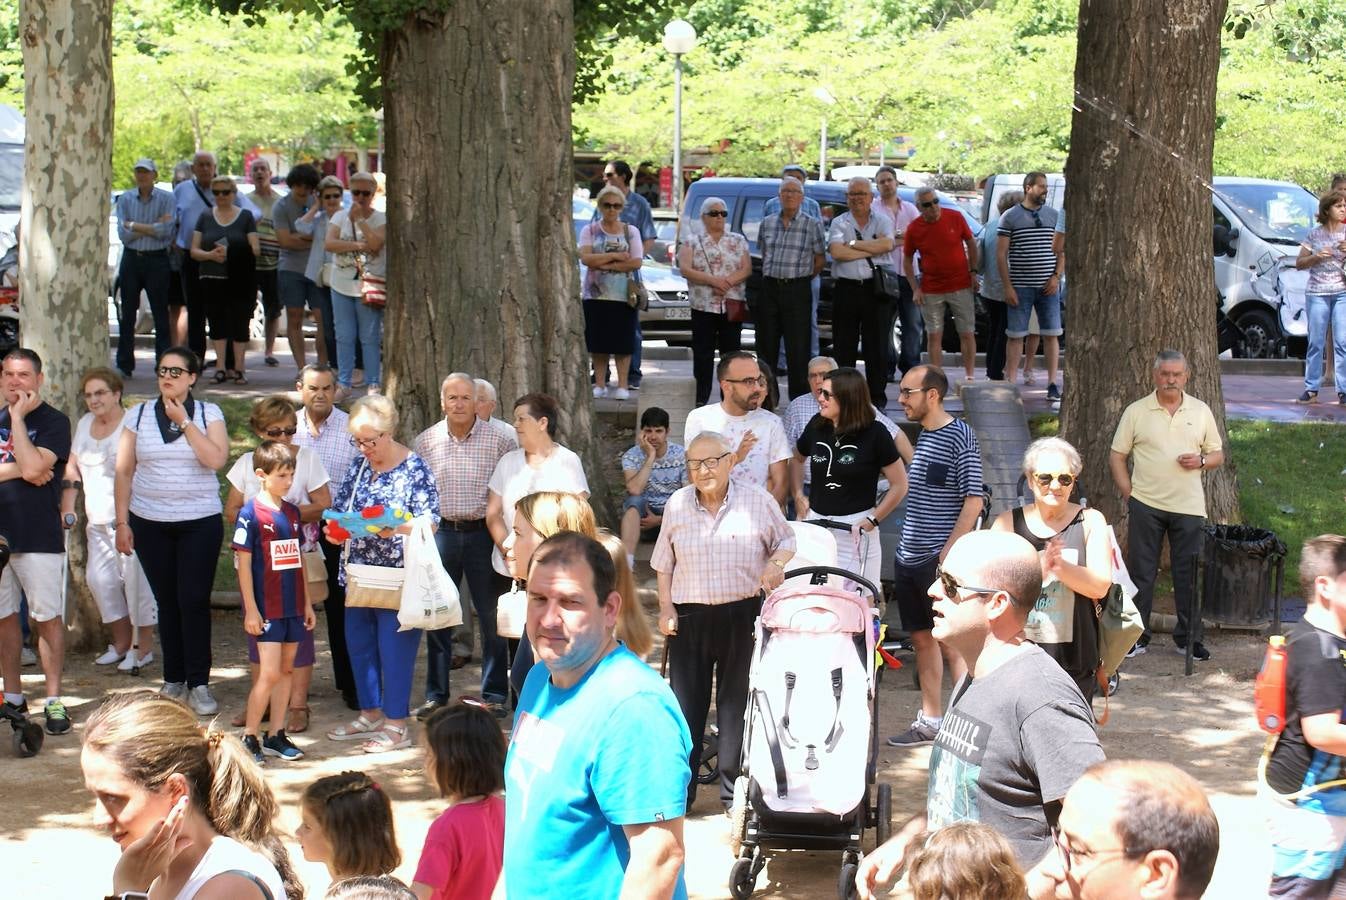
[1111,391,1222,517]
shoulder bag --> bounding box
[341,460,406,611]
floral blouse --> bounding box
[685,230,749,314]
[331,451,439,584]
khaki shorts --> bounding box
[921,288,975,334]
[0,553,65,622]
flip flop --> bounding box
[211,370,228,384]
[233,372,249,385]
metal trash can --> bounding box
[1200,525,1287,628]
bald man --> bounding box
[1027,760,1219,899]
[858,531,1104,897]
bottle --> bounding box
[1255,635,1288,734]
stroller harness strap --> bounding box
[824,667,845,751]
[780,672,798,747]
[753,688,791,798]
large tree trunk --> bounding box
[1062,0,1238,530]
[19,0,114,652]
[379,2,611,513]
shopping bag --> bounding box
[398,517,462,632]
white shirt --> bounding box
[487,445,589,575]
[226,445,329,507]
[72,410,128,525]
[684,404,791,491]
[126,400,224,522]
[173,835,284,900]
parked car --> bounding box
[649,207,678,264]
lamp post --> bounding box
[814,87,836,180]
[663,19,698,213]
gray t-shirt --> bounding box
[272,195,313,274]
[925,644,1103,866]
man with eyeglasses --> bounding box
[595,160,657,391]
[0,348,74,737]
[888,364,983,748]
[758,178,826,399]
[1109,349,1223,661]
[828,176,898,408]
[1025,760,1218,900]
[764,164,824,359]
[873,166,923,378]
[857,530,1103,897]
[904,186,979,384]
[998,171,1065,400]
[683,351,792,502]
[114,158,176,376]
[652,431,794,812]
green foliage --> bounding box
[0,5,20,108]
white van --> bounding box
[980,173,1065,222]
[0,104,22,254]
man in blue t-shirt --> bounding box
[503,532,691,900]
[619,407,686,567]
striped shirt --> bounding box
[651,482,795,606]
[247,190,281,271]
[763,194,823,220]
[998,203,1059,290]
[414,418,515,520]
[125,400,225,522]
[759,213,826,279]
[115,187,176,251]
[898,417,982,565]
[293,406,358,486]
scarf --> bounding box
[154,393,196,444]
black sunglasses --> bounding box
[918,201,938,209]
[263,427,299,438]
[321,192,342,200]
[935,564,1017,606]
[212,189,234,196]
[703,210,728,218]
[1033,472,1076,488]
[601,202,624,209]
[351,189,373,197]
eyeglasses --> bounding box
[1051,827,1140,876]
[897,386,930,397]
[703,210,728,218]
[352,189,374,197]
[724,375,766,387]
[846,192,870,198]
[156,366,189,379]
[321,192,342,200]
[263,427,299,438]
[601,202,624,210]
[1033,472,1076,488]
[687,452,732,472]
[83,389,113,400]
[818,388,834,400]
[918,201,939,209]
[354,432,385,449]
[602,171,619,179]
[212,189,234,196]
[935,564,1014,605]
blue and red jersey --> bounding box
[232,497,304,620]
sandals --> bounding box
[361,722,411,754]
[211,370,228,385]
[288,705,310,734]
[232,371,249,385]
[327,713,384,741]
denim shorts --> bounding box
[257,614,308,644]
[1006,286,1063,337]
[278,270,323,310]
[621,496,664,540]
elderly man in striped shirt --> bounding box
[653,431,795,811]
[114,158,177,375]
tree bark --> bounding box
[19,0,114,651]
[1062,0,1238,530]
[379,2,612,516]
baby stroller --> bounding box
[726,559,890,899]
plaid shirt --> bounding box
[414,418,515,520]
[651,482,795,606]
[293,406,358,485]
[760,212,826,279]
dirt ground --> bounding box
[2,593,1274,900]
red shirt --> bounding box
[413,795,504,900]
[904,207,974,295]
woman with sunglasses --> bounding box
[114,347,230,716]
[300,175,348,376]
[190,175,260,385]
[326,394,439,753]
[579,184,643,400]
[991,436,1112,701]
[792,367,907,583]
[223,395,333,733]
[679,196,750,406]
[326,172,387,396]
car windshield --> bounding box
[0,145,20,212]
[1215,181,1316,244]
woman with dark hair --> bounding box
[114,347,229,716]
[1295,190,1346,404]
[190,175,259,385]
[792,367,907,581]
[578,185,643,400]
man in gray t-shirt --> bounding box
[856,531,1103,896]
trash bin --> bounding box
[1201,525,1287,627]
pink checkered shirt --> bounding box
[413,418,515,520]
[293,406,358,485]
[651,482,795,606]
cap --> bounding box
[133,158,158,173]
[781,164,808,178]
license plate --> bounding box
[665,307,691,320]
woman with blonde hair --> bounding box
[578,184,643,399]
[82,690,302,899]
[904,822,1027,900]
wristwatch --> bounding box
[105,893,151,900]
[866,515,880,528]
[1199,454,1206,468]
[848,239,857,248]
[63,512,76,528]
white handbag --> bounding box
[496,581,527,640]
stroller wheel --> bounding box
[698,732,719,785]
[875,783,893,846]
[729,856,756,899]
[12,720,42,758]
[837,861,860,899]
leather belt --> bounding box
[440,517,487,532]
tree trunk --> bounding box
[1061,0,1238,532]
[19,0,114,651]
[379,2,612,516]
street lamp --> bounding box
[814,87,836,179]
[663,19,698,213]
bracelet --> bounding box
[867,515,879,528]
[61,478,82,490]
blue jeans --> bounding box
[1006,286,1062,337]
[331,289,383,388]
[425,528,511,705]
[345,606,421,720]
[1304,292,1346,394]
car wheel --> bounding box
[1233,307,1280,359]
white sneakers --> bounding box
[593,385,608,399]
[611,387,630,401]
[187,685,218,716]
[118,650,154,672]
[95,644,125,666]
[593,385,631,400]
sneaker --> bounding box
[1125,634,1150,658]
[1174,639,1211,662]
[414,698,445,721]
[160,681,187,700]
[262,730,305,761]
[1296,390,1319,404]
[611,387,630,401]
[1046,383,1061,401]
[1106,672,1120,697]
[592,385,608,399]
[886,714,939,747]
[118,650,154,672]
[187,685,219,716]
[20,647,36,667]
[1339,392,1346,406]
[44,699,71,735]
[95,644,125,666]
[242,733,265,764]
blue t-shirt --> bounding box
[232,497,304,620]
[504,645,692,900]
[620,442,686,512]
[898,418,982,565]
